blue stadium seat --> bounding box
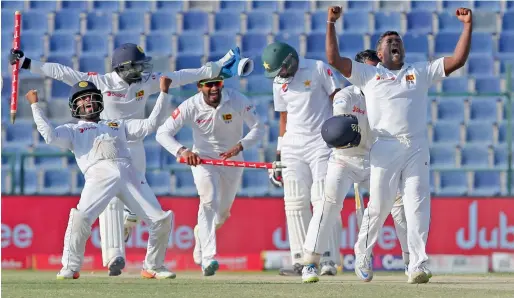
[429,145,456,169]
[86,12,113,34]
[310,11,333,33]
[306,33,326,56]
[242,147,261,162]
[432,122,461,145]
[497,33,514,59]
[284,1,310,11]
[173,170,197,196]
[210,34,237,56]
[442,1,472,11]
[460,145,490,168]
[145,145,162,170]
[467,56,494,77]
[242,33,268,56]
[177,34,204,56]
[471,171,502,196]
[118,11,145,33]
[41,169,71,195]
[406,11,433,34]
[338,34,365,56]
[474,78,501,93]
[267,122,280,146]
[1,11,14,33]
[182,11,209,34]
[466,122,494,145]
[1,32,12,54]
[150,12,177,34]
[403,33,429,54]
[436,98,465,122]
[474,1,501,12]
[29,1,56,12]
[410,1,437,11]
[441,77,469,93]
[374,12,402,33]
[51,80,71,99]
[220,0,246,12]
[507,1,514,11]
[279,12,305,34]
[5,121,34,145]
[347,1,374,11]
[54,11,80,34]
[22,11,48,34]
[274,33,301,52]
[114,33,141,49]
[92,1,119,12]
[145,33,173,56]
[493,145,508,169]
[32,146,68,169]
[156,1,183,11]
[470,33,494,54]
[246,11,274,33]
[378,0,409,11]
[252,100,270,122]
[498,122,508,144]
[61,1,88,12]
[174,125,194,147]
[435,32,459,55]
[23,169,38,195]
[469,97,498,123]
[2,1,25,11]
[473,12,499,33]
[502,12,514,32]
[146,171,172,196]
[78,56,106,74]
[81,33,109,57]
[240,170,269,196]
[124,1,152,11]
[342,11,370,34]
[438,171,468,196]
[251,1,278,12]
[437,12,462,33]
[214,12,241,34]
[49,33,76,56]
[246,76,273,93]
[175,55,202,73]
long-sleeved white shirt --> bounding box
[31,92,171,174]
[156,88,265,159]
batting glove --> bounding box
[269,153,283,188]
[9,49,30,69]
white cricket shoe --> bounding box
[56,268,80,280]
[193,225,202,265]
[141,267,177,279]
[407,269,430,284]
[405,263,433,279]
[202,260,219,276]
[320,261,337,276]
[354,254,373,282]
[302,264,320,283]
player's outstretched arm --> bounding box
[326,6,353,78]
[9,49,104,86]
[443,8,473,76]
[125,77,172,141]
[27,90,73,149]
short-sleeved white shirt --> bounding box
[344,58,446,139]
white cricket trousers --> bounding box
[355,137,430,272]
[191,163,243,266]
[281,133,340,265]
[61,159,173,272]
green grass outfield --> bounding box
[2,270,514,298]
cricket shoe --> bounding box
[56,268,80,280]
[202,260,219,276]
[405,264,433,279]
[108,256,125,276]
[320,260,337,276]
[354,254,373,282]
[279,263,303,276]
[193,225,202,265]
[141,267,177,279]
[302,264,320,283]
[407,269,430,284]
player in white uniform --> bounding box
[325,7,472,283]
[156,76,264,276]
[27,77,175,280]
[262,42,342,276]
[301,50,415,283]
[9,44,245,276]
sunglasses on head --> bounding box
[200,80,224,88]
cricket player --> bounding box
[27,77,175,280]
[302,50,421,283]
[325,6,472,283]
[156,76,265,276]
[263,42,342,276]
[9,44,246,276]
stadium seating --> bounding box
[1,0,512,197]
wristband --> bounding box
[277,136,283,151]
[327,21,336,24]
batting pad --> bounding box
[61,208,92,271]
[145,210,174,270]
[99,198,125,266]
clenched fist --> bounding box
[327,6,342,22]
[25,90,39,104]
[160,76,172,93]
[456,8,472,24]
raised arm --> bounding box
[443,8,473,76]
[27,90,73,149]
[326,6,353,78]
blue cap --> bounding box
[321,114,362,149]
[111,43,152,69]
[69,81,101,100]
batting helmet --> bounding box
[321,114,362,149]
[111,43,153,84]
[261,42,299,80]
[68,81,104,119]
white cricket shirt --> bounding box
[156,88,265,158]
[272,58,340,137]
[344,58,446,139]
[31,92,170,174]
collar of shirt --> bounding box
[298,57,309,70]
[376,62,411,73]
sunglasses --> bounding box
[200,80,224,88]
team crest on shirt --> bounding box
[304,80,311,90]
[135,90,144,101]
[282,83,288,92]
[405,74,416,85]
[172,108,180,120]
[107,122,119,130]
[222,113,232,123]
[327,68,333,77]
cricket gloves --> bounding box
[9,49,30,69]
[217,47,254,79]
[268,153,284,188]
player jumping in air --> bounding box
[325,6,472,283]
[156,76,265,276]
[27,77,175,280]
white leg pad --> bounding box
[61,208,92,272]
[284,178,312,264]
[99,198,125,267]
[145,210,174,270]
